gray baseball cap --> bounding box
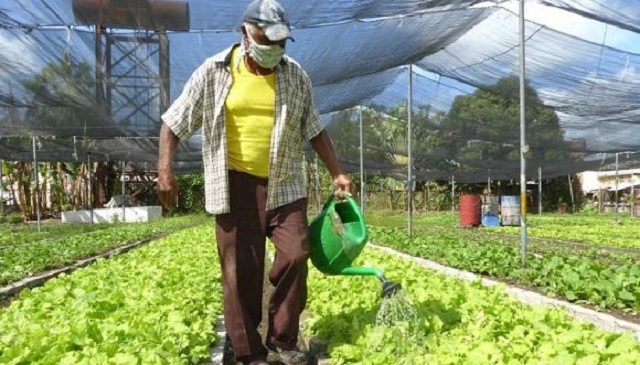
[243,0,294,42]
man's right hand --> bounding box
[157,169,179,210]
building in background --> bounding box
[580,169,640,213]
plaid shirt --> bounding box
[162,45,324,214]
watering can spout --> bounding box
[338,267,402,298]
[381,278,402,298]
[338,266,384,278]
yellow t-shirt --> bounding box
[224,47,276,178]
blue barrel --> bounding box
[482,213,500,227]
[481,195,500,227]
[500,196,520,226]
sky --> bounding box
[501,1,640,54]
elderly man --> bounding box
[157,0,351,364]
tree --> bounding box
[323,103,447,210]
[436,76,569,171]
[426,76,577,210]
[0,56,126,219]
[21,54,102,137]
[324,109,361,163]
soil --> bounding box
[0,295,12,309]
[223,257,322,365]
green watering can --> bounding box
[309,194,401,298]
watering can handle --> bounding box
[322,192,355,212]
[321,194,336,213]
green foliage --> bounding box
[21,54,105,137]
[322,78,577,213]
[7,214,23,224]
[0,225,222,364]
[176,173,206,214]
[315,105,452,211]
[580,203,599,215]
[325,103,445,169]
[440,76,569,167]
[0,222,111,247]
[306,248,640,363]
[0,215,209,286]
[368,223,640,312]
[497,214,640,248]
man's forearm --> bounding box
[158,122,180,172]
[309,130,344,177]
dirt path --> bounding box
[223,255,317,365]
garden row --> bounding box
[368,226,640,312]
[305,248,640,364]
[0,215,210,287]
[0,225,222,364]
[496,214,640,249]
[366,212,640,249]
[2,223,639,364]
[389,222,638,264]
[0,221,112,248]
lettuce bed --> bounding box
[369,226,640,312]
[305,248,640,364]
[0,215,210,286]
[0,225,222,364]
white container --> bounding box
[481,195,500,215]
[500,196,520,226]
[61,206,162,224]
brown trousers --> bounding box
[215,170,309,364]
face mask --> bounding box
[245,31,285,69]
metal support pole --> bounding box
[121,160,126,223]
[105,33,112,114]
[615,152,619,222]
[32,137,41,231]
[538,165,542,214]
[359,105,365,213]
[632,174,636,217]
[95,25,105,126]
[407,65,413,237]
[568,174,575,213]
[451,175,456,214]
[519,0,528,267]
[88,153,93,224]
[159,31,170,115]
[487,170,491,195]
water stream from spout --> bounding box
[375,288,418,327]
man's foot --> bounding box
[267,344,308,365]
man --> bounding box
[157,1,351,364]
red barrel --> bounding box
[459,194,481,227]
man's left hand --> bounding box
[333,174,352,198]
